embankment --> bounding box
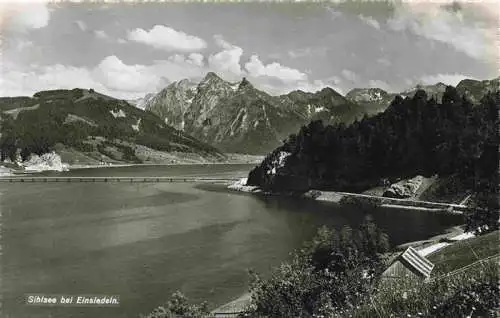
[228,178,468,214]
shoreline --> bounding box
[68,162,259,170]
[228,178,468,214]
[212,224,471,315]
[0,161,261,175]
[214,179,471,314]
[1,151,263,175]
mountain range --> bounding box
[144,72,369,154]
[143,73,499,154]
[0,74,497,165]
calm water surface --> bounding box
[0,165,463,318]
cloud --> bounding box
[2,1,51,31]
[75,20,87,31]
[245,55,307,82]
[117,38,127,44]
[287,47,328,59]
[358,15,380,29]
[14,39,34,51]
[341,69,357,82]
[213,34,235,50]
[324,76,342,86]
[207,36,243,77]
[187,53,204,67]
[417,73,477,86]
[325,7,342,20]
[94,30,108,39]
[127,25,207,52]
[376,58,391,67]
[387,3,496,62]
[0,33,331,99]
[93,56,159,93]
[0,55,210,99]
[167,53,205,67]
[368,79,393,92]
[0,62,107,98]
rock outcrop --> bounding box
[23,152,69,172]
[383,176,424,199]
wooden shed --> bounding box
[381,246,435,283]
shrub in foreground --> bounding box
[351,260,499,318]
[243,216,389,317]
[141,291,209,318]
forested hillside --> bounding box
[0,88,223,164]
[248,86,498,206]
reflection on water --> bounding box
[0,165,463,318]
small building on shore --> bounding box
[381,246,435,284]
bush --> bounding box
[141,291,209,318]
[244,216,390,317]
[465,189,499,235]
[338,195,380,210]
[351,259,499,317]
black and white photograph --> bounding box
[0,1,498,317]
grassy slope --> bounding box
[428,230,500,275]
[351,232,500,317]
[0,89,224,164]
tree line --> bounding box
[248,86,499,231]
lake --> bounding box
[0,164,463,318]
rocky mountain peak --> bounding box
[177,78,197,88]
[238,77,253,90]
[318,87,341,97]
[201,72,224,84]
[196,72,233,94]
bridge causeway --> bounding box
[0,176,240,183]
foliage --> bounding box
[428,230,499,275]
[248,87,499,231]
[465,179,499,234]
[244,216,389,317]
[351,259,499,318]
[0,89,222,163]
[141,291,209,318]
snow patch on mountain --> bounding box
[230,82,241,91]
[110,109,126,118]
[357,91,383,102]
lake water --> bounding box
[0,164,463,318]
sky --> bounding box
[0,0,498,99]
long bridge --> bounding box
[0,176,241,183]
